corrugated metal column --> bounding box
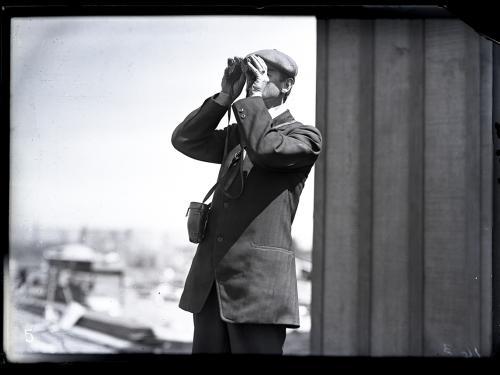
[423,19,484,356]
[493,42,500,356]
[312,19,375,356]
[311,18,493,356]
[479,36,493,357]
[311,17,327,356]
[371,19,424,356]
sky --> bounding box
[10,16,317,251]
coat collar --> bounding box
[267,102,289,119]
[271,109,295,128]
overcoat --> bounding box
[171,94,322,327]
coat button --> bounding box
[216,235,224,242]
[240,114,246,118]
[223,202,229,208]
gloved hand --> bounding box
[221,56,247,103]
[245,54,269,97]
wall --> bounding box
[311,19,494,356]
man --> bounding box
[171,49,322,354]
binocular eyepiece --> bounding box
[227,57,245,79]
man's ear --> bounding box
[281,77,295,94]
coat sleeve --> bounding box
[232,96,322,170]
[171,95,233,164]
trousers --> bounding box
[192,281,287,354]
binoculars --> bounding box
[227,57,246,81]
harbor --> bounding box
[6,228,312,357]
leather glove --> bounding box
[221,56,247,103]
[245,54,269,97]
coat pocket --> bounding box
[216,241,298,324]
[250,242,292,255]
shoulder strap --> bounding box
[222,147,245,200]
[201,115,232,203]
[202,180,220,204]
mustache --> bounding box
[245,76,256,97]
[246,82,280,98]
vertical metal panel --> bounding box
[356,20,375,357]
[407,20,426,357]
[463,23,483,358]
[312,18,493,356]
[479,38,493,357]
[423,19,481,356]
[319,19,374,355]
[492,43,500,356]
[370,19,424,356]
[311,18,328,356]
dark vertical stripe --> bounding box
[492,42,500,356]
[408,19,425,356]
[311,17,328,356]
[464,27,482,355]
[479,37,493,357]
[372,19,422,355]
[424,19,482,356]
[323,19,367,354]
[356,19,374,356]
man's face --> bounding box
[245,60,286,100]
[260,64,284,100]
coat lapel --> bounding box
[223,109,297,197]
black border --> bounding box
[2,1,500,371]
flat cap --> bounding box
[246,49,298,78]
